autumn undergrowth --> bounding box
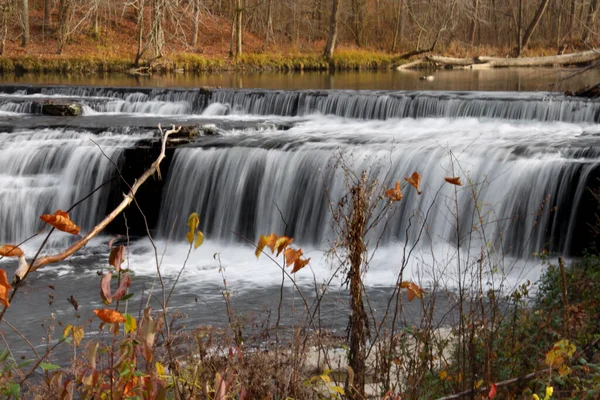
[0,145,598,399]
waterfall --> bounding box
[0,129,139,243]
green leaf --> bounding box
[125,313,137,334]
[121,293,135,301]
[17,359,33,369]
[7,383,19,398]
[40,362,61,372]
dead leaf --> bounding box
[292,258,310,273]
[0,245,24,257]
[445,176,462,186]
[0,269,11,307]
[72,326,84,347]
[385,181,403,201]
[109,245,126,272]
[275,236,294,256]
[404,172,422,195]
[283,248,303,267]
[399,281,425,301]
[113,274,131,301]
[93,309,126,324]
[40,210,80,235]
[101,272,113,303]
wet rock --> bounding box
[41,103,83,116]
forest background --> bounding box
[0,0,598,73]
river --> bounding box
[0,68,598,362]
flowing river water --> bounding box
[0,68,599,361]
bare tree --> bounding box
[323,0,341,59]
[20,0,29,47]
[520,0,551,54]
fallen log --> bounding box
[477,48,600,67]
[426,55,476,66]
[396,58,427,70]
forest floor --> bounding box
[1,7,595,74]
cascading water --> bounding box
[0,129,141,243]
[0,84,598,259]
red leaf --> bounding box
[113,274,131,301]
[488,383,497,398]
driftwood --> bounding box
[41,103,83,116]
[400,48,600,70]
[572,81,600,98]
[396,58,427,70]
[477,47,600,67]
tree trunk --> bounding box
[134,0,145,66]
[469,0,479,46]
[44,0,51,30]
[57,0,71,54]
[151,0,164,58]
[520,0,551,53]
[235,0,242,56]
[21,0,29,47]
[323,0,341,59]
[391,0,404,52]
[582,0,599,42]
[192,0,200,47]
[568,0,576,34]
[0,3,8,55]
[516,0,523,56]
[262,0,273,48]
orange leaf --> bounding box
[40,210,80,235]
[0,245,24,257]
[284,248,303,267]
[93,309,126,323]
[445,176,462,186]
[488,383,497,398]
[0,269,11,307]
[404,172,422,195]
[275,236,294,256]
[385,181,403,202]
[255,233,279,258]
[292,258,310,273]
[399,281,425,301]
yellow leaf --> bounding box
[72,326,84,347]
[445,176,462,186]
[40,210,80,235]
[195,231,204,248]
[320,374,331,384]
[475,379,484,388]
[0,269,11,307]
[439,370,448,381]
[63,324,73,339]
[404,172,423,195]
[275,236,294,256]
[125,313,137,334]
[331,385,345,395]
[186,213,200,245]
[155,361,165,376]
[558,364,570,377]
[399,281,425,301]
[256,235,268,259]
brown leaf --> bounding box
[283,248,303,267]
[404,172,422,195]
[255,235,268,259]
[445,176,462,186]
[385,181,403,202]
[113,274,131,301]
[292,258,310,273]
[101,272,113,304]
[0,269,11,307]
[93,309,126,323]
[109,245,126,272]
[0,245,24,257]
[40,210,80,235]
